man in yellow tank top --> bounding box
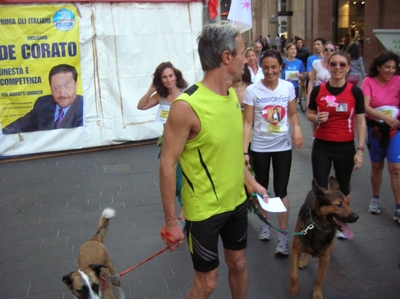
[159,22,267,299]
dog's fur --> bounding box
[63,208,125,299]
[289,177,358,299]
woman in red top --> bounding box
[307,51,366,238]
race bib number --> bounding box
[268,124,281,133]
[156,104,171,123]
[336,103,348,112]
[285,71,298,82]
[374,106,399,123]
[381,110,393,117]
[160,109,169,119]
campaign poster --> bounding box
[0,4,82,134]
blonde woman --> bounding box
[245,47,264,83]
[307,51,366,239]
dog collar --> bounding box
[100,277,108,291]
[308,207,322,230]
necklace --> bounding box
[264,80,278,90]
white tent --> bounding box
[0,2,204,157]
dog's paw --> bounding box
[312,289,323,299]
[289,278,298,297]
[298,261,307,269]
[289,286,298,297]
[298,254,309,268]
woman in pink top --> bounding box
[361,51,400,223]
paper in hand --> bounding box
[256,194,287,213]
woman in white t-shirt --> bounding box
[243,50,304,256]
[245,47,264,83]
[307,42,335,131]
[307,41,335,96]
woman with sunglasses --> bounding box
[306,42,336,132]
[307,51,366,239]
[243,50,303,255]
[307,42,336,89]
[361,51,400,222]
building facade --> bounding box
[219,0,399,66]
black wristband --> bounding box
[244,153,249,156]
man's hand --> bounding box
[160,219,185,251]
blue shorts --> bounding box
[367,126,400,163]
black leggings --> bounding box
[250,149,292,199]
[311,138,355,196]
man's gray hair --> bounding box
[197,22,241,71]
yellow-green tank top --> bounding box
[175,83,247,221]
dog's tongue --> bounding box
[339,221,354,239]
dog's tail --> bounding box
[91,208,115,243]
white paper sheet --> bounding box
[256,194,287,213]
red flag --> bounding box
[208,0,218,20]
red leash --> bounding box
[119,246,169,277]
[104,225,181,282]
[102,246,169,282]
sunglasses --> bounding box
[329,62,347,68]
[324,48,335,52]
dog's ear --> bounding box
[62,273,74,290]
[312,179,326,200]
[88,264,107,277]
[328,176,340,190]
[312,179,323,193]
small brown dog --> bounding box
[289,177,358,299]
[63,208,125,299]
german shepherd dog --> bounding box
[63,208,125,299]
[289,177,358,299]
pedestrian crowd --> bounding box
[135,22,400,299]
[254,33,287,54]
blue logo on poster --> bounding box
[53,9,75,31]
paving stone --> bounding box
[1,110,400,299]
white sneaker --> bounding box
[275,232,289,256]
[393,209,400,223]
[368,198,381,214]
[258,222,272,241]
[335,230,346,239]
